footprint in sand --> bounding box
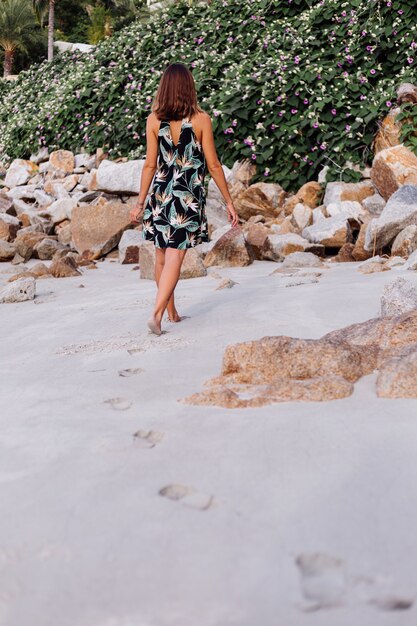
[118,367,144,377]
[296,552,414,612]
[133,430,164,448]
[159,484,214,511]
[104,397,132,411]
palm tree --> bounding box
[0,0,43,76]
[32,0,55,61]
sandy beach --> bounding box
[1,257,417,625]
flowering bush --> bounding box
[0,0,416,191]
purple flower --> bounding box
[370,69,376,75]
[294,56,300,64]
[345,124,351,131]
[303,99,309,105]
[251,154,257,160]
[386,100,392,107]
[291,108,298,114]
[408,57,414,64]
[270,123,276,130]
[313,122,319,128]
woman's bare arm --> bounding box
[130,114,158,220]
[201,112,239,226]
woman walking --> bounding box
[130,62,238,336]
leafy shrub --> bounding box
[0,0,416,191]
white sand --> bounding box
[1,257,417,625]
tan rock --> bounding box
[71,200,132,260]
[235,182,286,220]
[49,150,75,175]
[323,180,376,206]
[0,240,16,261]
[377,345,417,398]
[262,233,323,260]
[5,159,38,187]
[139,241,207,279]
[334,243,356,262]
[49,255,82,278]
[371,145,417,200]
[242,221,269,259]
[284,182,323,215]
[358,260,390,274]
[203,227,254,267]
[291,203,312,231]
[391,225,417,258]
[373,108,402,154]
[0,215,20,241]
[302,215,350,249]
[352,217,373,261]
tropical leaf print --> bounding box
[142,117,210,249]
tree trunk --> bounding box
[47,0,55,62]
[3,49,14,77]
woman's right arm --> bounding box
[201,113,239,227]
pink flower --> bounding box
[251,154,257,160]
[291,108,298,114]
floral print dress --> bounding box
[142,117,210,249]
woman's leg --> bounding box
[151,247,187,329]
[154,247,179,321]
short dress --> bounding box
[141,117,210,249]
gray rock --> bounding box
[0,276,35,303]
[386,256,406,268]
[364,185,417,251]
[118,229,142,264]
[404,249,417,270]
[96,159,144,194]
[381,277,417,317]
[30,147,49,164]
[38,198,77,224]
[391,224,417,257]
[0,239,16,260]
[302,215,348,248]
[35,238,65,260]
[6,185,36,200]
[362,193,386,215]
[34,189,54,207]
[281,251,324,268]
[326,201,366,220]
[5,160,38,187]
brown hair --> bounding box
[152,62,204,121]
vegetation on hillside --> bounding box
[1,0,416,191]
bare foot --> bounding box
[147,315,162,335]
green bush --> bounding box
[0,0,416,191]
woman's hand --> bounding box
[130,201,144,223]
[226,201,239,227]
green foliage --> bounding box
[0,0,416,190]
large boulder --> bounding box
[96,159,144,194]
[0,214,20,241]
[235,182,286,220]
[323,180,375,206]
[49,150,75,176]
[38,198,78,224]
[391,224,417,258]
[302,215,350,249]
[139,241,207,279]
[371,145,417,200]
[377,345,417,398]
[242,221,269,259]
[262,233,323,260]
[351,216,373,261]
[71,200,132,260]
[0,240,16,261]
[364,184,417,251]
[203,227,254,267]
[5,159,38,187]
[281,251,324,268]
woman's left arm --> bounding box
[130,114,158,219]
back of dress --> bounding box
[142,116,210,250]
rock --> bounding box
[203,227,254,267]
[323,181,375,206]
[386,255,406,268]
[74,153,95,170]
[351,217,373,261]
[284,181,323,215]
[262,233,323,260]
[0,214,20,241]
[270,215,299,235]
[235,182,286,220]
[362,193,386,215]
[326,200,366,220]
[381,277,417,317]
[30,147,49,164]
[281,251,324,268]
[181,334,371,407]
[373,108,402,153]
[43,180,71,198]
[291,203,312,230]
[358,257,390,274]
[71,200,132,260]
[0,239,16,260]
[56,222,72,246]
[118,229,142,264]
[302,215,349,249]
[35,237,65,260]
[205,198,229,231]
[38,198,77,224]
[34,189,54,207]
[4,159,38,187]
[0,276,35,302]
[364,185,417,251]
[7,262,52,282]
[404,249,417,270]
[49,150,75,175]
[334,243,356,262]
[139,241,207,279]
[312,206,326,223]
[371,145,417,200]
[377,345,417,398]
[242,221,269,259]
[96,159,144,194]
[49,255,82,278]
[391,225,417,258]
[0,192,13,213]
[5,184,36,201]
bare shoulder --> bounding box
[146,112,160,132]
[192,110,212,133]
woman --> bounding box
[130,62,238,336]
